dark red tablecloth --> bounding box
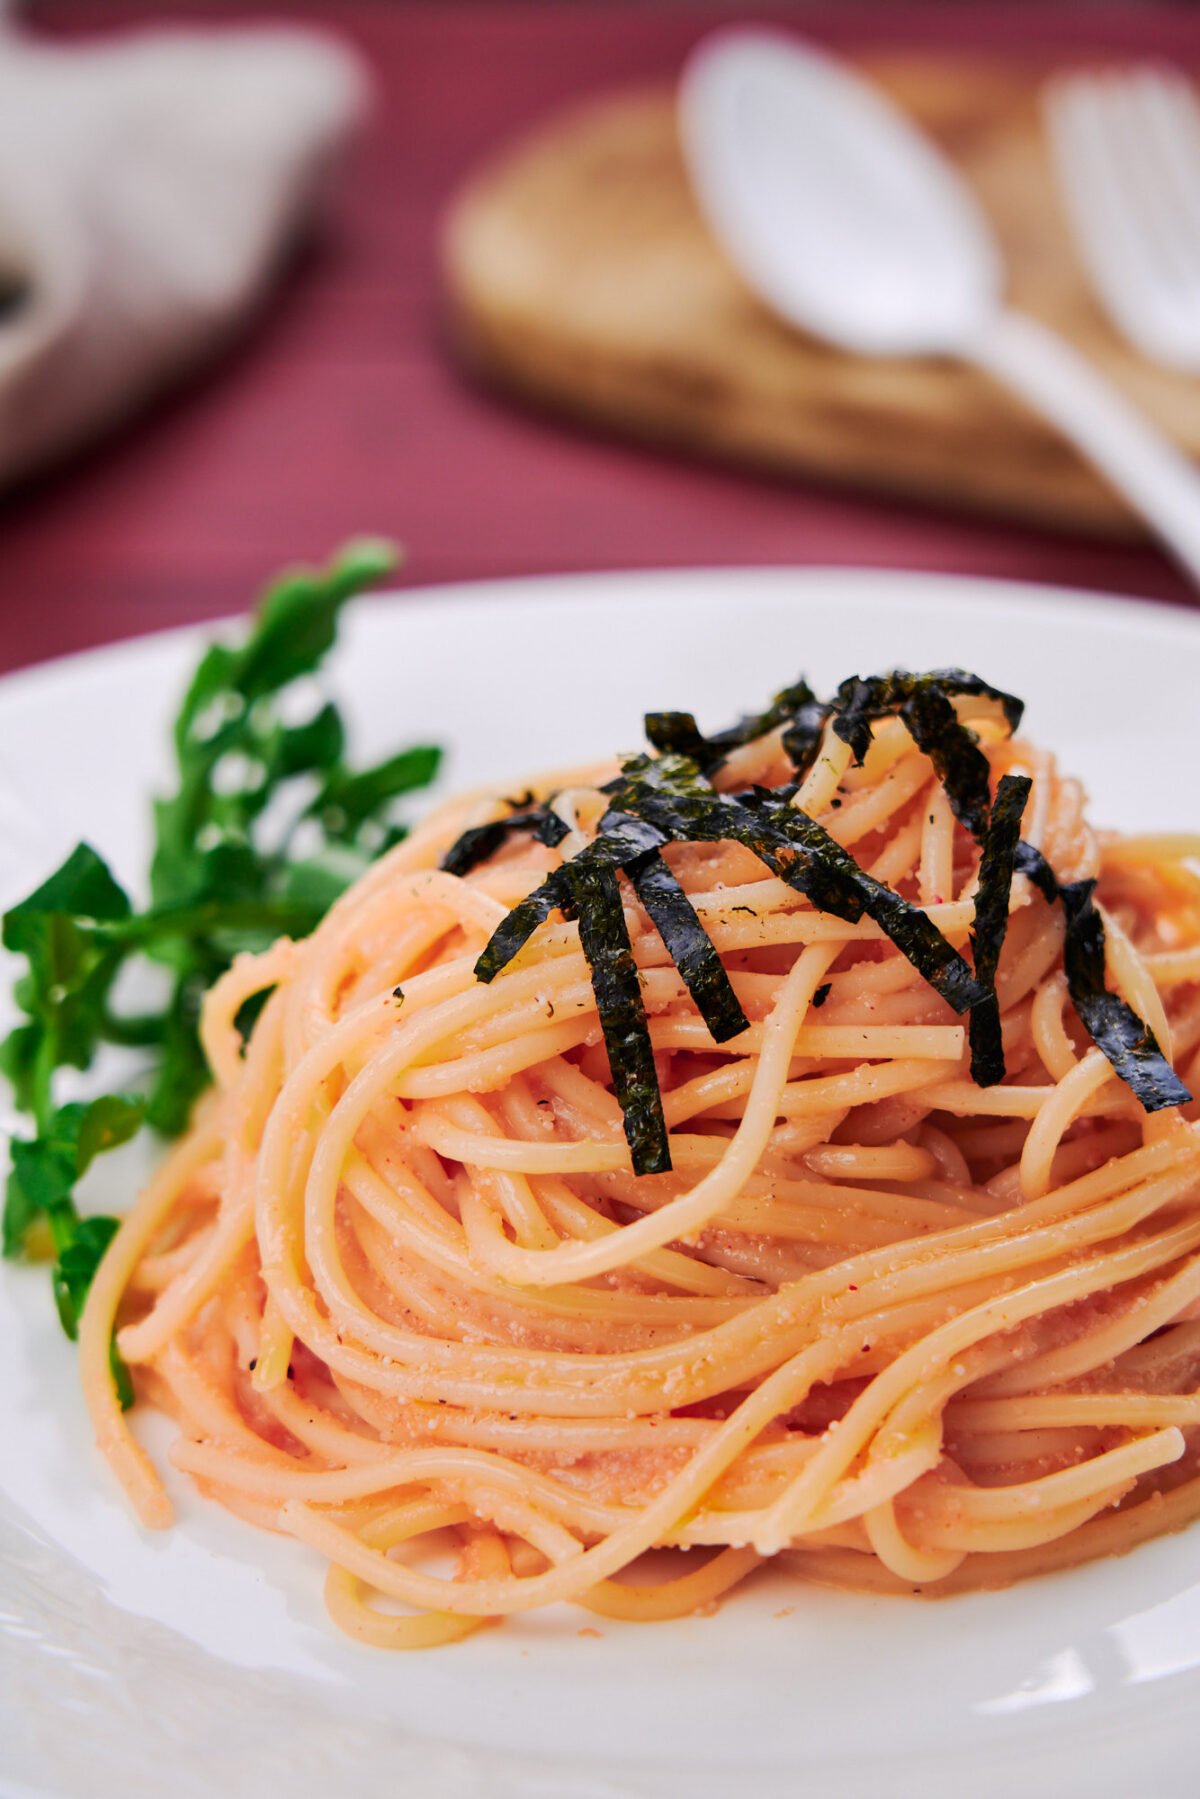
[6,2,1200,674]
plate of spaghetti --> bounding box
[4,564,1200,1799]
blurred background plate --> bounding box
[444,56,1199,536]
[3,565,1200,1799]
[10,5,1200,679]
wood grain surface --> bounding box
[446,59,1199,535]
[11,7,1200,679]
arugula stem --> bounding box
[99,1010,169,1048]
[2,540,437,1383]
[96,897,321,948]
[30,1029,57,1137]
[47,1203,78,1256]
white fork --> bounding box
[1045,65,1200,372]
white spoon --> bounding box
[680,29,1200,583]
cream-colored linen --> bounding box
[0,21,365,486]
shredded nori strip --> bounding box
[640,711,716,770]
[742,788,986,1014]
[625,849,749,1043]
[472,825,676,1172]
[474,866,573,982]
[780,695,830,781]
[472,800,742,1163]
[832,673,913,764]
[645,677,828,780]
[898,685,993,842]
[968,774,1031,1086]
[590,811,667,868]
[1013,844,1189,1110]
[609,757,985,1014]
[568,859,670,1175]
[1013,840,1061,905]
[831,672,1022,840]
[443,801,568,877]
[831,670,1023,765]
[468,667,1189,1163]
[606,756,861,922]
[1059,877,1191,1112]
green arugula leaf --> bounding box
[312,744,442,844]
[232,538,397,701]
[8,1130,80,1239]
[53,1214,120,1339]
[1,846,131,1119]
[2,842,131,938]
[2,538,440,1380]
[143,975,210,1137]
[73,1093,147,1174]
[270,703,346,779]
[278,847,373,915]
[4,1094,146,1259]
[0,1021,42,1117]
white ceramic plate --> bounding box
[3,567,1200,1799]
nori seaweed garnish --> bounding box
[1013,843,1189,1110]
[609,757,985,1014]
[640,711,716,770]
[625,849,749,1043]
[645,677,828,781]
[567,858,670,1175]
[831,671,1023,841]
[899,684,993,842]
[743,788,986,1014]
[1059,877,1191,1112]
[443,800,569,877]
[831,670,1023,768]
[1013,840,1061,905]
[968,774,1031,1086]
[467,668,1189,1164]
[471,800,744,1168]
[472,821,679,1173]
[780,694,830,781]
[473,866,573,982]
[606,754,862,922]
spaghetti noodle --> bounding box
[81,673,1200,1645]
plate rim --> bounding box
[5,560,1200,1799]
[4,560,1200,704]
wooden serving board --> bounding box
[443,58,1199,536]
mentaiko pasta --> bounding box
[81,672,1200,1646]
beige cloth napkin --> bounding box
[0,22,366,488]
